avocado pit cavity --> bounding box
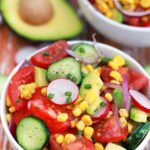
[19,0,53,25]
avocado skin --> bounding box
[0,0,83,41]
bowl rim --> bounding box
[81,0,150,32]
[1,40,150,150]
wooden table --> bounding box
[0,0,149,149]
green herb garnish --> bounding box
[100,101,106,108]
[64,91,72,97]
[66,97,72,104]
[79,47,85,53]
[48,93,54,99]
[42,51,50,56]
[71,76,77,83]
[66,73,72,79]
[16,98,21,103]
[76,131,82,135]
[84,84,92,89]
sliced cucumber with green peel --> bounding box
[144,65,150,76]
[16,117,50,150]
[124,122,150,150]
[47,57,81,84]
[0,74,7,96]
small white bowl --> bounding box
[1,41,150,150]
[78,0,150,47]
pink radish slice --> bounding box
[129,90,150,112]
[47,78,79,105]
[92,98,110,121]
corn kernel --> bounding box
[84,127,94,138]
[56,134,64,144]
[70,119,77,128]
[64,134,76,143]
[72,107,82,117]
[127,123,133,134]
[76,120,85,131]
[119,109,129,118]
[86,65,94,72]
[79,101,89,112]
[41,87,47,96]
[140,0,150,8]
[109,71,122,82]
[21,90,32,100]
[113,55,125,67]
[95,143,104,150]
[105,93,113,102]
[108,61,119,70]
[106,11,113,18]
[6,114,12,123]
[9,106,16,113]
[6,96,12,107]
[110,80,120,85]
[81,115,93,126]
[57,113,68,122]
[97,2,109,14]
[120,117,127,127]
[74,95,82,105]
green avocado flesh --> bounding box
[1,0,83,41]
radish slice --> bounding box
[91,98,110,121]
[47,79,79,105]
[129,90,150,112]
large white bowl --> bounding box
[1,41,150,150]
[78,0,150,47]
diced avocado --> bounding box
[0,74,7,96]
[1,0,83,41]
[112,9,124,23]
[80,71,104,115]
[47,57,81,84]
[112,89,123,108]
[105,143,127,150]
[34,66,48,87]
[130,107,147,123]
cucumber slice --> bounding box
[71,43,99,64]
[0,74,7,96]
[113,9,124,23]
[47,57,81,84]
[16,117,50,150]
[144,65,150,76]
[124,122,150,150]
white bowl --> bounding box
[78,0,150,47]
[1,41,150,150]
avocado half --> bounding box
[0,0,83,41]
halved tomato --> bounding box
[93,116,128,143]
[101,66,113,82]
[31,41,69,69]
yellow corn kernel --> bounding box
[74,95,82,105]
[76,120,85,131]
[70,119,77,128]
[64,134,76,143]
[109,71,122,82]
[94,68,101,76]
[95,143,104,150]
[6,96,12,107]
[56,134,64,144]
[140,0,150,8]
[72,107,82,117]
[79,101,89,112]
[97,2,109,14]
[105,93,113,102]
[86,65,94,72]
[119,109,129,118]
[113,55,125,67]
[106,11,113,18]
[41,87,47,96]
[6,114,12,123]
[81,115,93,126]
[20,90,32,100]
[127,122,133,134]
[85,91,96,104]
[110,80,120,85]
[57,113,68,122]
[84,127,94,138]
[108,61,119,70]
[9,106,16,113]
[120,117,127,127]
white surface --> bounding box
[78,0,150,47]
[1,41,150,150]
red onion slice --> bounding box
[104,82,122,90]
[113,0,150,17]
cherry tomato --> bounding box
[93,116,128,143]
[101,66,113,82]
[31,41,69,69]
[143,21,150,27]
[126,17,140,26]
[8,66,34,110]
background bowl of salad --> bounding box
[1,40,150,150]
[78,0,150,47]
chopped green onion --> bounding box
[64,91,72,97]
[66,97,72,104]
[66,73,72,79]
[79,47,85,53]
[71,76,77,83]
[100,102,106,108]
[42,51,50,56]
[76,131,82,135]
[48,93,54,99]
[16,98,21,103]
[84,84,92,89]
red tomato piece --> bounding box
[62,137,95,150]
[31,41,69,69]
[8,66,34,110]
[126,17,140,26]
[101,66,113,82]
[93,116,128,143]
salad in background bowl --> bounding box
[1,40,150,150]
[78,0,150,47]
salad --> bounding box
[5,41,150,150]
[89,0,150,27]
